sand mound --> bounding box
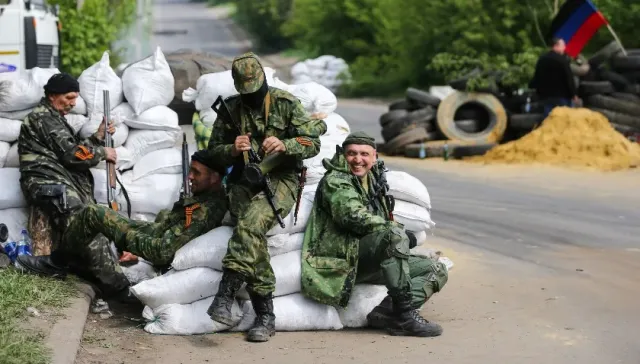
[469,107,640,171]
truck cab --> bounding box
[0,0,60,73]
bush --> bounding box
[234,0,293,52]
[49,0,136,77]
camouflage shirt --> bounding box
[204,86,327,187]
[18,99,105,219]
[301,148,398,307]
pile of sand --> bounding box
[469,107,640,171]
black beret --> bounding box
[191,150,228,176]
[43,73,80,95]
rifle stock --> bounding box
[103,90,119,212]
[181,133,191,199]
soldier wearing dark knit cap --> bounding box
[300,131,449,338]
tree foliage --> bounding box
[50,0,136,76]
[229,0,640,95]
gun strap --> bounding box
[115,174,131,218]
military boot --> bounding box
[387,294,443,337]
[246,292,276,342]
[366,295,393,329]
[207,270,245,326]
[15,254,67,279]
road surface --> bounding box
[75,2,640,363]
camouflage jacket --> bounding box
[204,86,327,188]
[18,99,105,218]
[301,148,398,307]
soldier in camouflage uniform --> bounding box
[17,150,229,284]
[301,131,449,337]
[203,52,326,343]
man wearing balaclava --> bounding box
[204,52,327,343]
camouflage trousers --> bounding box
[356,227,448,308]
[222,177,297,296]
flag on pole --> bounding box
[548,0,608,58]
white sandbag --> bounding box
[94,146,133,170]
[270,76,290,92]
[322,113,351,138]
[121,258,160,285]
[235,250,302,300]
[386,171,431,210]
[63,114,87,135]
[122,47,175,115]
[233,294,343,332]
[290,62,309,77]
[0,208,28,243]
[90,168,122,204]
[71,95,87,115]
[132,148,181,180]
[288,82,338,115]
[4,142,18,168]
[0,168,26,208]
[182,67,276,111]
[0,108,32,120]
[266,183,317,236]
[0,141,9,168]
[122,129,180,169]
[110,102,135,124]
[267,232,304,257]
[123,105,179,131]
[0,118,21,142]
[118,171,181,214]
[338,284,387,328]
[0,67,59,112]
[291,74,314,85]
[413,230,428,246]
[143,296,242,335]
[78,52,123,115]
[199,108,217,129]
[131,267,223,308]
[79,117,128,148]
[393,200,435,232]
[428,86,454,101]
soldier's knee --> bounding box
[428,261,449,292]
[385,226,411,259]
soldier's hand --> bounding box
[232,133,252,157]
[262,136,286,155]
[97,119,116,138]
[104,147,117,163]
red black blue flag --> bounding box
[548,0,608,57]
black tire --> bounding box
[379,110,408,127]
[578,81,614,96]
[404,141,450,159]
[611,123,640,134]
[407,107,436,124]
[389,99,421,111]
[509,113,545,131]
[436,91,508,143]
[611,54,640,72]
[384,128,433,156]
[448,68,482,91]
[584,94,640,117]
[611,92,640,103]
[570,61,590,77]
[588,41,623,68]
[450,143,497,159]
[624,84,640,94]
[589,107,640,130]
[454,119,480,133]
[597,69,631,91]
[381,107,435,141]
[405,88,441,108]
[619,71,640,83]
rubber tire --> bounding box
[584,94,640,117]
[454,119,480,133]
[450,143,497,159]
[624,84,640,94]
[404,140,455,159]
[611,123,640,134]
[448,68,482,90]
[588,41,623,68]
[578,81,614,96]
[436,91,508,143]
[588,107,640,130]
[405,88,441,108]
[570,61,590,77]
[382,119,434,142]
[611,54,640,72]
[619,71,640,83]
[389,99,421,111]
[611,92,640,103]
[384,128,433,156]
[379,110,408,127]
[509,113,545,131]
[597,69,631,91]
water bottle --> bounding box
[1,241,18,263]
[443,143,449,161]
[524,96,531,113]
[418,143,426,159]
[16,229,32,257]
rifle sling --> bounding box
[115,173,131,218]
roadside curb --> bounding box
[47,283,95,364]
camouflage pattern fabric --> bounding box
[18,98,105,224]
[300,148,447,307]
[232,52,266,94]
[192,111,211,151]
[223,177,296,296]
[60,190,228,267]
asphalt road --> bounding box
[75,2,640,363]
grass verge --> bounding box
[0,267,77,364]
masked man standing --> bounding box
[204,52,327,343]
[301,132,449,337]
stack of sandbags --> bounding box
[290,55,351,93]
[132,169,438,335]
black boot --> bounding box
[246,292,276,343]
[366,295,393,329]
[206,270,244,326]
[15,255,67,279]
[388,294,443,337]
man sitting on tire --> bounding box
[300,131,449,337]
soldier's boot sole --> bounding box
[207,300,238,327]
[387,310,443,337]
[366,309,393,330]
[246,324,276,342]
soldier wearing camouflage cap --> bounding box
[300,131,449,337]
[202,52,327,342]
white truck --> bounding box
[0,0,60,73]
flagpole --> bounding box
[606,23,627,56]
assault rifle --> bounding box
[212,95,286,228]
[181,133,192,199]
[103,90,119,212]
[293,166,307,226]
[371,160,395,221]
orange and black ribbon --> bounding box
[74,145,94,161]
[295,137,313,147]
[184,203,201,228]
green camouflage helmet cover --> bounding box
[231,52,266,94]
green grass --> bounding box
[0,268,77,364]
